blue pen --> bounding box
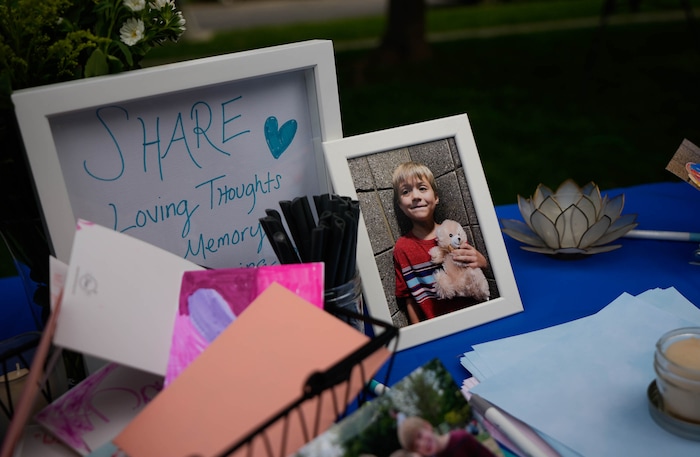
[624,229,700,243]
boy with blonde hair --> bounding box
[397,416,494,457]
[392,161,488,324]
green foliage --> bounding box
[0,0,186,283]
[444,394,474,427]
[0,0,82,91]
[343,399,402,457]
[0,0,186,99]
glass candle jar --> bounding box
[654,327,700,423]
[324,272,365,334]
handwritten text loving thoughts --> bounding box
[81,96,304,268]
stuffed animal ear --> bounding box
[435,225,447,245]
[458,224,467,241]
[441,220,459,235]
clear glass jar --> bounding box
[324,272,365,334]
[654,327,700,423]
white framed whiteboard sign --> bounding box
[12,40,342,269]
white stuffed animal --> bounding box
[429,219,490,301]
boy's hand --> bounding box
[453,242,488,269]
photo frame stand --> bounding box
[322,114,524,351]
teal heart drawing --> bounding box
[264,116,297,159]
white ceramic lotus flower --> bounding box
[500,179,638,257]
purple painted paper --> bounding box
[187,288,236,342]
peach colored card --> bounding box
[114,283,390,457]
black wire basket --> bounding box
[208,305,399,457]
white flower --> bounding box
[176,11,186,29]
[123,0,146,12]
[119,18,145,46]
[150,0,174,10]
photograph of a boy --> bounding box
[392,161,489,324]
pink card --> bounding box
[165,262,324,384]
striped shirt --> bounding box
[394,232,468,320]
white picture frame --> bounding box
[12,40,342,268]
[323,114,523,350]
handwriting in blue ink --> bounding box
[85,96,251,182]
[194,172,282,215]
[110,197,199,238]
[184,222,266,261]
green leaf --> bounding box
[114,40,134,67]
[84,48,109,77]
[106,53,124,74]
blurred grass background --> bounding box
[3,0,699,277]
[143,0,700,206]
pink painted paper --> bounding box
[165,262,324,385]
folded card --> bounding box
[53,220,203,375]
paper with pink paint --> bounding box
[34,362,163,455]
[166,262,324,384]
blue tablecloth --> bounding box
[2,182,697,399]
[383,181,700,385]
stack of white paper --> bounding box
[461,287,700,456]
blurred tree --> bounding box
[376,0,432,64]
